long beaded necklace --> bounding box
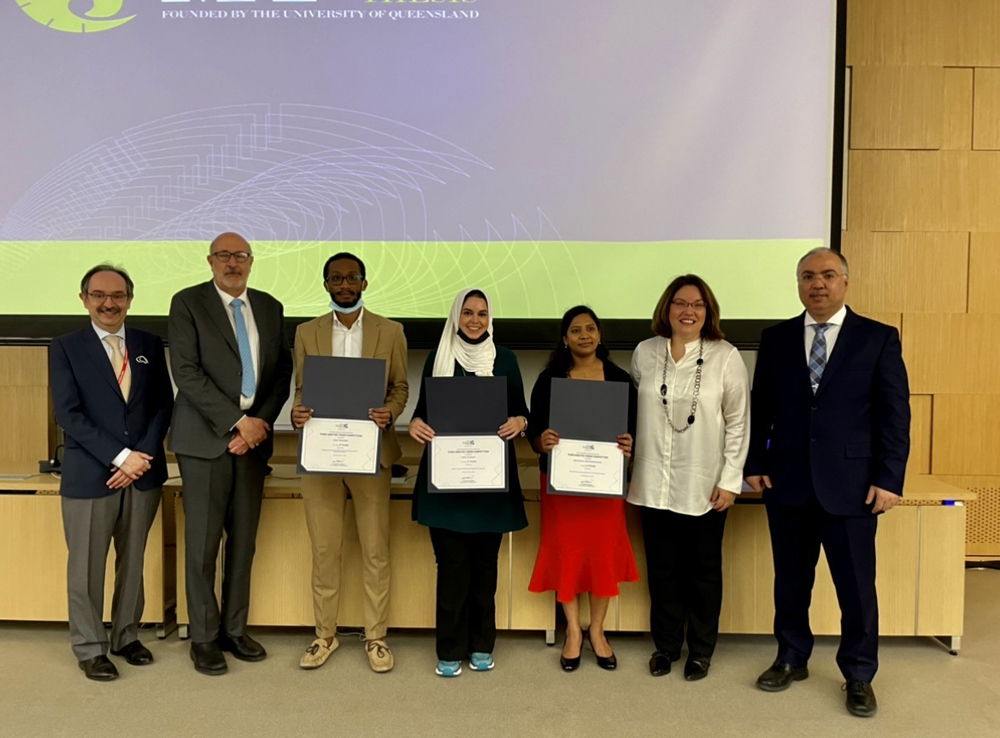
[659,338,703,434]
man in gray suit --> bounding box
[169,232,292,675]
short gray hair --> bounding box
[796,247,849,279]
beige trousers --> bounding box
[300,470,391,640]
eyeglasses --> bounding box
[86,291,129,303]
[326,274,364,286]
[211,251,252,263]
[671,299,707,311]
[799,271,843,284]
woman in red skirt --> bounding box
[527,306,638,671]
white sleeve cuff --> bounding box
[112,448,132,468]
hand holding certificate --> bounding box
[424,376,509,493]
[297,356,385,476]
[547,378,630,498]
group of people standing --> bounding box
[51,234,909,719]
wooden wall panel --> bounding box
[974,68,1000,150]
[0,347,51,474]
[848,150,1000,232]
[848,0,1000,66]
[860,312,901,333]
[943,68,974,149]
[842,232,968,313]
[847,0,945,66]
[968,233,1000,313]
[903,314,1000,394]
[0,347,47,386]
[850,67,943,149]
[909,395,932,475]
[931,396,1000,475]
[0,387,51,474]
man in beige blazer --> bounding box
[291,252,409,672]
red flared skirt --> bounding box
[528,473,639,603]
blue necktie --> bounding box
[231,298,256,397]
[808,323,830,395]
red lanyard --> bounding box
[116,340,129,386]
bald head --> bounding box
[207,232,254,297]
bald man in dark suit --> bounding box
[169,232,292,675]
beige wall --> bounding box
[846,0,1000,555]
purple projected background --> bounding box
[0,0,834,244]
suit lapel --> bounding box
[81,328,125,400]
[124,327,145,405]
[201,281,239,357]
[787,313,813,394]
[814,308,858,400]
[361,311,379,358]
[317,312,334,357]
[247,288,271,347]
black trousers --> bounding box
[178,451,268,644]
[429,527,503,661]
[640,506,728,659]
[766,496,879,682]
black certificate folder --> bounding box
[297,355,385,476]
[548,378,628,497]
[302,355,386,418]
[426,376,509,493]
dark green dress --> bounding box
[411,346,529,534]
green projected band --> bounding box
[3,239,817,320]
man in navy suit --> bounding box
[50,265,174,681]
[745,248,910,717]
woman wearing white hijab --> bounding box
[409,288,529,677]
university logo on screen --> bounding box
[17,0,135,33]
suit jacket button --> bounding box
[124,430,129,436]
[238,371,243,376]
[810,437,816,442]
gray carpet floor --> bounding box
[1,570,997,738]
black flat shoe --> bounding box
[217,633,267,662]
[756,659,808,692]
[111,640,153,666]
[649,650,678,677]
[844,680,877,717]
[588,635,616,671]
[79,655,118,682]
[683,656,711,681]
[190,641,228,675]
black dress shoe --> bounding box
[588,635,616,670]
[560,638,582,671]
[756,659,809,692]
[190,641,228,675]
[218,633,267,662]
[79,655,119,681]
[684,656,711,681]
[844,680,878,717]
[649,650,678,677]
[111,640,154,666]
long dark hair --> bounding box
[545,305,614,376]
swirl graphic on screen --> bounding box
[17,0,135,34]
[0,104,584,317]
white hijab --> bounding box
[432,288,497,377]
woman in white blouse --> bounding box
[629,275,750,682]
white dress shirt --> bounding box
[332,308,364,358]
[628,336,750,516]
[213,282,261,410]
[91,322,131,468]
[804,304,847,366]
